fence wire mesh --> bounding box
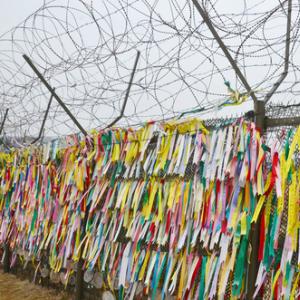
[0,0,299,141]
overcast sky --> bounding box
[0,2,43,34]
[0,0,242,33]
[0,1,296,137]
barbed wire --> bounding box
[0,0,299,140]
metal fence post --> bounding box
[3,243,10,273]
[247,100,265,299]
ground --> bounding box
[0,271,70,300]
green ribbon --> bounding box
[199,256,207,299]
[232,232,248,296]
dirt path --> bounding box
[0,271,71,300]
